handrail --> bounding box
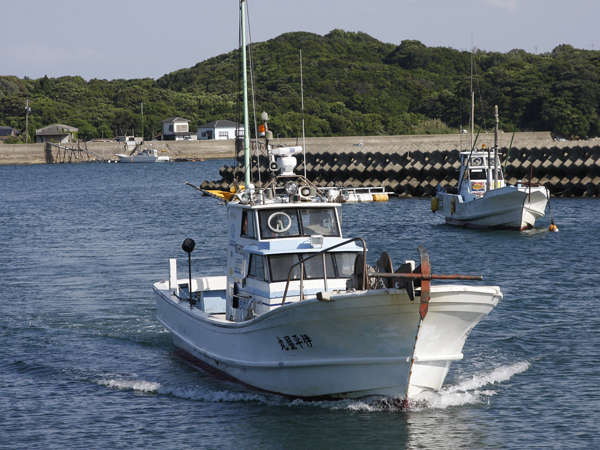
[281,237,367,304]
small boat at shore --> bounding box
[115,147,170,163]
[152,0,502,403]
[320,186,391,203]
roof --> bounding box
[162,117,189,123]
[198,120,241,129]
[0,126,17,136]
[36,124,78,135]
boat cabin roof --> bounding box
[459,151,496,169]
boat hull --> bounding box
[407,285,502,397]
[114,153,169,163]
[154,282,501,399]
[437,186,548,230]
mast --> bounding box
[470,50,474,150]
[240,0,251,186]
[300,49,307,179]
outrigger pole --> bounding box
[240,0,251,186]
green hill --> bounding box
[1,31,599,141]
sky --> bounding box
[2,0,598,81]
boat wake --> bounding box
[97,377,271,403]
[97,360,530,412]
[406,360,531,411]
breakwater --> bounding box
[202,145,600,197]
[0,132,573,165]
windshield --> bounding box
[258,207,339,239]
[469,169,487,180]
[268,252,357,282]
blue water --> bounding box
[1,161,599,449]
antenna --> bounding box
[300,49,307,179]
[240,0,251,187]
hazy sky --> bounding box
[3,0,598,80]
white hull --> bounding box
[437,186,548,230]
[408,285,501,397]
[154,279,501,399]
[115,153,170,163]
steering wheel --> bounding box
[267,211,292,233]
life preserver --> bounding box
[267,211,292,233]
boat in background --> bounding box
[152,0,502,403]
[433,106,549,229]
[320,186,391,202]
[115,146,170,163]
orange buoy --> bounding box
[549,221,559,232]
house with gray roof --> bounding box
[35,124,78,144]
[197,120,243,140]
[0,126,19,142]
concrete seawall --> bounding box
[0,132,590,165]
[0,140,235,165]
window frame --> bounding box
[258,207,340,240]
[240,209,258,239]
[267,252,358,282]
[247,254,267,281]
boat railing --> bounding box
[281,237,367,304]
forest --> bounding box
[1,30,599,142]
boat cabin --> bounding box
[458,151,505,199]
[225,201,364,321]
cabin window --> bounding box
[268,252,358,282]
[241,210,257,239]
[333,252,357,278]
[258,207,339,239]
[258,209,301,238]
[469,169,486,180]
[300,208,339,236]
[303,253,336,279]
[269,254,301,281]
[248,254,267,281]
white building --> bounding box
[162,117,192,140]
[197,120,243,140]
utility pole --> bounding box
[141,101,144,141]
[25,99,31,143]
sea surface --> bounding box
[1,160,599,449]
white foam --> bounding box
[97,361,530,412]
[448,360,530,393]
[158,386,270,403]
[411,360,531,410]
[100,378,161,393]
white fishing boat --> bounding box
[432,61,550,231]
[115,147,170,163]
[152,0,502,403]
[433,150,549,229]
